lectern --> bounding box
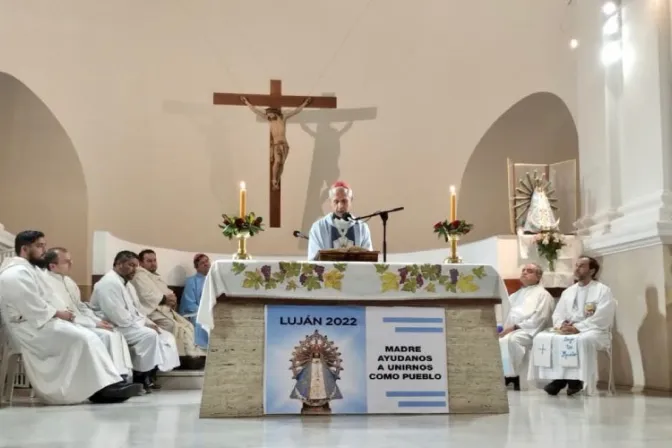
[316,248,380,262]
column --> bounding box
[574,0,672,391]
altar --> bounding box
[196,260,509,418]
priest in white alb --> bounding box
[131,249,205,368]
[307,181,373,260]
[90,250,181,392]
[530,256,617,396]
[498,263,555,391]
[0,230,142,404]
[41,247,134,377]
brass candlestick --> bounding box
[233,233,251,260]
[444,234,462,264]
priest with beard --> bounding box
[0,230,142,404]
[41,247,134,377]
[307,181,373,260]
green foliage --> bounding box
[219,212,265,240]
[432,219,474,243]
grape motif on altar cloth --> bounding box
[289,330,344,413]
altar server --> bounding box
[531,256,616,396]
[307,181,373,260]
[42,247,134,376]
[90,251,181,391]
[0,230,141,404]
[499,263,555,390]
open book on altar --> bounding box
[316,247,380,262]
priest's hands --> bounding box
[55,310,75,322]
[147,322,160,333]
[96,320,114,331]
[166,293,178,309]
[559,323,580,335]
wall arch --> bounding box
[459,92,578,243]
[0,72,89,282]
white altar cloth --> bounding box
[197,260,508,331]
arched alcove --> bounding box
[0,72,89,282]
[460,92,578,243]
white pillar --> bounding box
[576,0,672,253]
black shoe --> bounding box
[567,380,583,396]
[89,381,143,404]
[504,376,521,391]
[544,380,568,396]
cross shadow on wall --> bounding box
[257,95,377,250]
[162,100,234,207]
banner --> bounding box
[264,305,449,415]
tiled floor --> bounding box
[1,390,671,447]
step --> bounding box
[155,369,204,390]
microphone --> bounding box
[293,230,309,240]
[341,212,353,221]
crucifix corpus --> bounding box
[213,79,337,228]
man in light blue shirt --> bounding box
[179,253,210,349]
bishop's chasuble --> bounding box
[307,214,373,260]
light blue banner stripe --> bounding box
[386,391,446,397]
[382,317,444,323]
[394,327,444,333]
[398,401,447,408]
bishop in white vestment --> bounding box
[90,251,180,391]
[307,181,373,260]
[499,263,555,390]
[530,257,617,396]
[0,231,141,404]
[41,247,134,376]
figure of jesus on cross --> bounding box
[240,95,311,191]
[213,80,337,228]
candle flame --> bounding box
[450,185,456,194]
[240,181,246,190]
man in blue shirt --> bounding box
[179,254,210,349]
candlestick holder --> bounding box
[444,235,462,264]
[233,233,251,260]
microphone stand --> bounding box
[355,207,404,262]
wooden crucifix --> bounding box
[213,80,337,228]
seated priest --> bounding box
[90,251,181,392]
[41,247,134,377]
[530,256,617,396]
[307,180,373,260]
[0,230,142,404]
[498,263,555,391]
[178,253,210,349]
[132,249,206,367]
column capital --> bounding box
[584,190,672,255]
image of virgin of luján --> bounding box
[289,330,344,414]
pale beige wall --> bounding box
[0,1,577,283]
[596,245,672,391]
[0,74,89,282]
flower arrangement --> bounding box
[534,230,566,271]
[433,219,474,242]
[219,213,264,240]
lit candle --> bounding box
[239,181,247,217]
[449,185,457,221]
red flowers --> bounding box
[433,219,474,242]
[219,213,265,240]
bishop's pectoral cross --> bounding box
[213,80,337,228]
